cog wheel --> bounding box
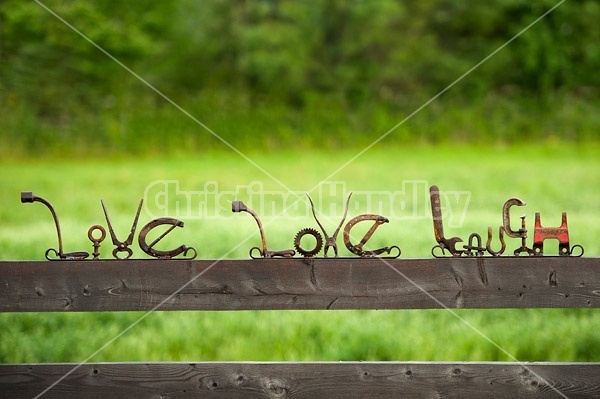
[294,228,323,257]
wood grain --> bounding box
[1,257,599,312]
[1,362,599,398]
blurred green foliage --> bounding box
[1,0,599,156]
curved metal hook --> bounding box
[45,248,88,261]
[232,200,268,255]
[431,244,447,258]
[45,248,61,261]
[376,245,401,259]
[22,192,89,260]
[569,244,584,257]
[180,246,198,260]
[486,226,506,256]
[233,200,294,258]
[249,246,264,259]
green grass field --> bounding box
[1,143,599,363]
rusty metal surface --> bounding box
[232,200,295,258]
[502,198,527,238]
[430,186,584,258]
[87,225,106,260]
[429,185,464,257]
[463,233,485,257]
[501,198,534,256]
[138,218,197,259]
[101,199,143,259]
[20,192,89,260]
[343,214,400,258]
[306,192,351,257]
[18,187,584,261]
[294,228,323,258]
[486,226,506,256]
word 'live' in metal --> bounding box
[19,185,583,260]
[21,192,196,261]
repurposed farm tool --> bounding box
[20,192,196,261]
[17,184,584,260]
[431,185,584,257]
[101,199,143,259]
[500,198,534,256]
[462,232,486,257]
[138,218,197,259]
[305,192,352,257]
[485,226,506,256]
[293,228,323,257]
[343,214,401,258]
[20,192,89,260]
[429,185,466,257]
[232,200,295,258]
[295,193,400,258]
[533,212,583,256]
[87,225,106,260]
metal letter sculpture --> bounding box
[231,200,295,258]
[21,192,89,260]
[21,192,196,260]
[102,199,142,259]
[138,218,197,259]
[236,193,400,259]
[19,185,583,260]
[430,185,583,257]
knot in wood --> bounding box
[264,377,288,398]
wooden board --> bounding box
[1,362,599,398]
[1,257,599,312]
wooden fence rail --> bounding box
[1,257,599,398]
[1,257,599,312]
[1,362,600,398]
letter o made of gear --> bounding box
[294,228,323,257]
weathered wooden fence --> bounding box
[1,257,599,398]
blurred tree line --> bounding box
[1,0,598,155]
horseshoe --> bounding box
[138,218,197,259]
[343,214,392,257]
[486,226,506,256]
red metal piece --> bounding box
[533,212,570,256]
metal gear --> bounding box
[294,228,323,258]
